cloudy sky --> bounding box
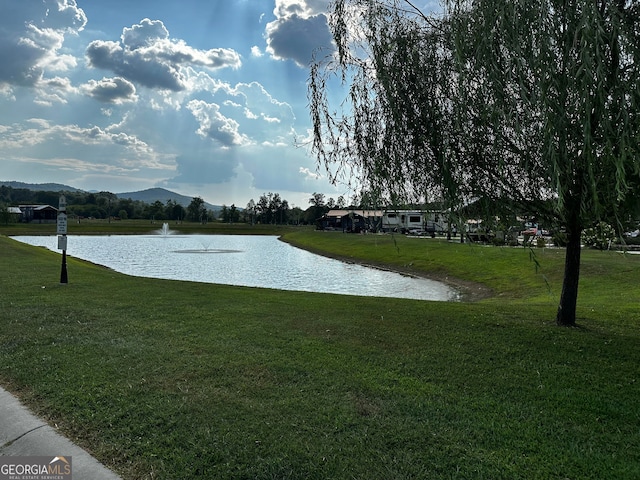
[0,0,440,208]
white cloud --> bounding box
[0,119,172,172]
[0,0,86,88]
[299,166,321,180]
[34,76,77,106]
[121,18,169,49]
[0,2,342,207]
[41,0,88,31]
[86,18,242,92]
[82,77,138,104]
[265,0,333,67]
[187,100,251,147]
[273,0,328,18]
[229,82,295,140]
[244,108,260,120]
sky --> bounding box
[0,0,343,208]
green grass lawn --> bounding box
[1,230,639,479]
[0,218,297,236]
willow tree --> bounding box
[309,0,640,326]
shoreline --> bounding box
[278,236,493,302]
[7,232,492,302]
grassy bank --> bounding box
[1,232,639,479]
[283,230,640,312]
[0,218,297,236]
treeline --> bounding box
[0,186,348,225]
[0,186,189,221]
[222,192,346,225]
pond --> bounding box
[13,234,459,302]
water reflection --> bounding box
[13,235,458,301]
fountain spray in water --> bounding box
[158,223,173,236]
[198,237,212,251]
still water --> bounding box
[13,234,458,301]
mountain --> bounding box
[0,181,84,192]
[116,187,220,212]
[1,181,221,212]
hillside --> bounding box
[116,187,220,211]
[1,181,220,212]
[0,181,83,192]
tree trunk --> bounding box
[556,226,581,326]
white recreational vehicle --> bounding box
[382,210,449,235]
[318,208,449,234]
[383,210,423,232]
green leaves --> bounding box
[309,0,640,324]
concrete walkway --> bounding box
[0,387,122,479]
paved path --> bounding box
[0,387,122,479]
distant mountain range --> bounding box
[0,181,220,212]
[0,180,84,192]
[116,188,220,212]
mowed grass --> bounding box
[283,230,640,312]
[0,218,296,236]
[1,231,639,479]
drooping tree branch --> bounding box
[309,0,640,325]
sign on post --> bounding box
[57,212,68,235]
[58,194,68,284]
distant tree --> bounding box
[164,199,176,220]
[268,194,279,224]
[187,196,206,223]
[35,190,59,206]
[97,192,117,221]
[309,0,640,326]
[220,204,239,223]
[307,192,328,223]
[164,200,185,221]
[0,204,10,226]
[278,199,289,224]
[148,200,166,221]
[269,193,287,224]
[256,194,270,224]
[230,204,240,223]
[251,193,292,224]
[336,196,347,209]
[290,205,304,225]
[117,198,135,219]
[173,203,186,222]
[245,199,256,225]
[9,188,33,203]
[309,192,325,208]
[0,186,9,204]
[355,189,387,209]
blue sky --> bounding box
[0,0,437,208]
